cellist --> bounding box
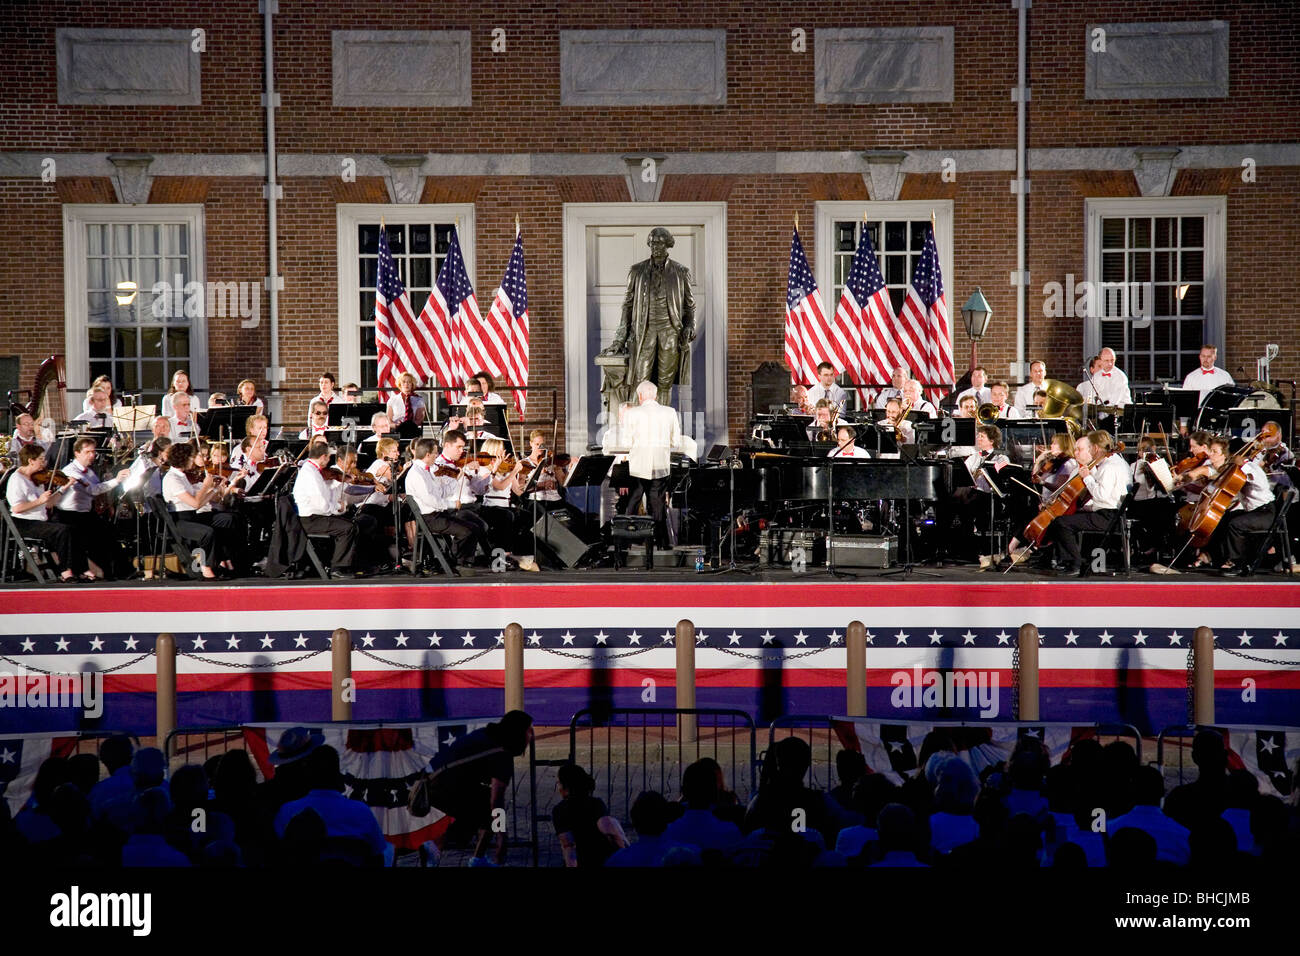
[1042,430,1130,576]
[1202,435,1275,571]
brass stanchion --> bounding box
[846,620,867,717]
[676,619,697,744]
[504,622,524,713]
[1017,623,1039,721]
[1194,626,1215,726]
[331,627,353,721]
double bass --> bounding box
[1021,441,1125,547]
[1176,434,1268,549]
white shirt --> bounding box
[229,444,254,474]
[434,454,488,505]
[873,387,904,410]
[625,399,681,481]
[161,392,203,417]
[362,459,393,508]
[292,460,335,517]
[235,397,265,413]
[1131,459,1161,502]
[11,431,45,452]
[298,424,330,440]
[73,409,114,427]
[827,445,871,459]
[1013,381,1045,412]
[169,415,198,441]
[1182,366,1235,404]
[908,399,939,419]
[992,403,1023,419]
[806,382,847,407]
[1079,368,1132,408]
[162,467,211,514]
[404,460,441,514]
[956,386,991,407]
[56,461,117,512]
[964,450,1010,493]
[6,470,49,521]
[82,395,123,414]
[1080,452,1130,511]
[386,392,426,426]
[1231,460,1274,513]
[481,392,507,406]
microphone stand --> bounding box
[704,451,753,575]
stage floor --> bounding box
[3,570,1298,738]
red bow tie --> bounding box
[1101,372,1111,377]
[1202,369,1215,375]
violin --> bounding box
[205,462,234,479]
[1173,452,1208,476]
[32,469,78,490]
[493,454,517,477]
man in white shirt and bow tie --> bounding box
[1181,345,1235,405]
[1079,348,1132,408]
[623,379,681,550]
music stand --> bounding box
[564,454,615,526]
[704,451,755,575]
[328,401,384,437]
[878,443,943,578]
[864,427,900,458]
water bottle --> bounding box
[695,549,705,572]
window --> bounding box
[63,205,207,407]
[1085,197,1225,386]
[336,205,475,390]
[815,201,954,384]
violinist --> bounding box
[402,433,492,566]
[1173,430,1216,501]
[1042,430,1130,577]
[54,436,130,580]
[162,442,246,579]
[4,444,88,582]
[1007,433,1078,561]
[949,424,1009,568]
[292,441,358,578]
[1128,436,1177,563]
[478,437,536,569]
[330,443,392,571]
[1254,423,1294,489]
[358,436,400,530]
[518,428,572,510]
[131,437,172,502]
[1203,435,1275,571]
[229,414,269,473]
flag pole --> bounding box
[794,212,799,232]
[515,214,520,238]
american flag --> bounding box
[488,231,529,418]
[374,227,436,396]
[835,225,900,404]
[418,226,480,399]
[783,228,833,386]
[900,224,953,403]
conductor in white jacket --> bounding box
[624,379,681,549]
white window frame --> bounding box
[814,200,955,381]
[62,203,207,395]
[1084,196,1226,369]
[335,203,476,387]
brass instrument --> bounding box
[1039,379,1085,437]
[893,402,912,444]
[976,402,1001,425]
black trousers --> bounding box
[417,509,491,563]
[1046,510,1117,570]
[53,509,119,576]
[299,513,357,569]
[14,518,82,574]
[1210,506,1276,564]
[178,511,248,570]
[477,504,521,552]
[631,476,670,548]
[1129,497,1177,556]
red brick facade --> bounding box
[2,0,1296,444]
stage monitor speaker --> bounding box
[532,510,601,568]
[750,362,789,418]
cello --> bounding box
[1176,433,1268,550]
[1021,440,1125,548]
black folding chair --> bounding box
[407,505,458,577]
[146,494,205,580]
[0,497,55,584]
[1244,486,1297,576]
[1078,489,1134,575]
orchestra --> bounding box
[2,345,1295,584]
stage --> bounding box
[2,572,1298,737]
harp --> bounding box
[8,354,68,427]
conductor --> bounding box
[623,379,681,550]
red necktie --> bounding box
[404,395,412,423]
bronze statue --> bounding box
[598,227,697,407]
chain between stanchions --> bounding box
[355,646,495,670]
[1011,644,1020,721]
[0,650,155,675]
[537,645,657,661]
[1212,639,1300,667]
[711,645,830,663]
[178,648,326,668]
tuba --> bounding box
[976,403,1001,425]
[1039,379,1085,437]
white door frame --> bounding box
[562,202,728,449]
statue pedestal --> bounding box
[595,351,631,422]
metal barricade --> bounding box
[1157,722,1299,790]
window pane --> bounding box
[139,225,159,256]
[409,257,432,288]
[1180,217,1204,247]
[1180,285,1204,314]
[1154,251,1173,283]
[885,256,906,285]
[164,258,188,283]
[1155,354,1175,379]
[121,363,139,391]
[1154,320,1175,351]
[141,326,163,357]
[88,258,107,290]
[89,327,111,359]
[1132,324,1150,351]
[359,257,377,288]
[1128,251,1150,283]
[410,224,432,254]
[1154,285,1172,316]
[435,224,453,254]
[888,288,906,316]
[140,361,166,392]
[909,223,926,251]
[1101,252,1125,283]
[385,225,405,254]
[359,324,376,354]
[1180,250,1203,282]
[359,224,380,255]
[167,328,189,358]
[1182,319,1204,345]
[360,358,378,390]
[87,291,111,322]
[87,224,105,256]
[112,224,134,255]
[359,290,375,319]
[835,221,856,252]
[884,221,907,251]
[1101,321,1125,351]
[164,224,187,256]
[1129,218,1150,248]
[1130,356,1151,381]
[410,290,429,315]
[1102,218,1125,249]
